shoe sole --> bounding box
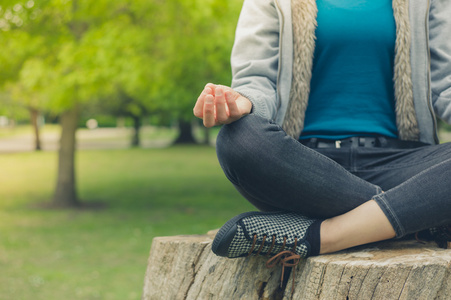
[211,211,284,257]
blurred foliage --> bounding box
[437,118,451,132]
[0,0,243,123]
[0,0,244,205]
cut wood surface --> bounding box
[142,231,451,300]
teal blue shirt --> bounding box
[300,0,398,140]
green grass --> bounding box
[0,146,253,300]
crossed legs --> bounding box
[216,114,451,254]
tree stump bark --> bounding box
[142,231,451,300]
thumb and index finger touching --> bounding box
[193,83,250,128]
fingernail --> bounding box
[215,89,223,96]
[225,91,231,100]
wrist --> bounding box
[239,96,253,115]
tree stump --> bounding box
[142,231,451,300]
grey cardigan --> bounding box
[231,0,451,144]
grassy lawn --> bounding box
[0,146,253,300]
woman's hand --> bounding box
[193,83,252,128]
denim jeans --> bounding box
[216,114,451,238]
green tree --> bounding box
[0,0,243,207]
[79,11,160,147]
[7,58,50,150]
[0,13,47,149]
[156,0,243,144]
[0,0,162,206]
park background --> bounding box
[0,0,256,299]
[1,1,451,299]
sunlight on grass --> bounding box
[0,146,253,300]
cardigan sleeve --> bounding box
[231,0,280,120]
[429,0,451,124]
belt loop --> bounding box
[350,137,359,148]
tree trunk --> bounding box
[30,108,41,151]
[131,116,141,147]
[52,107,80,207]
[143,232,451,300]
[174,119,197,144]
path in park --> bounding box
[0,127,172,153]
[1,127,450,153]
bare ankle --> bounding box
[319,219,334,254]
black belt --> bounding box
[300,136,429,149]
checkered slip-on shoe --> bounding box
[212,211,319,259]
